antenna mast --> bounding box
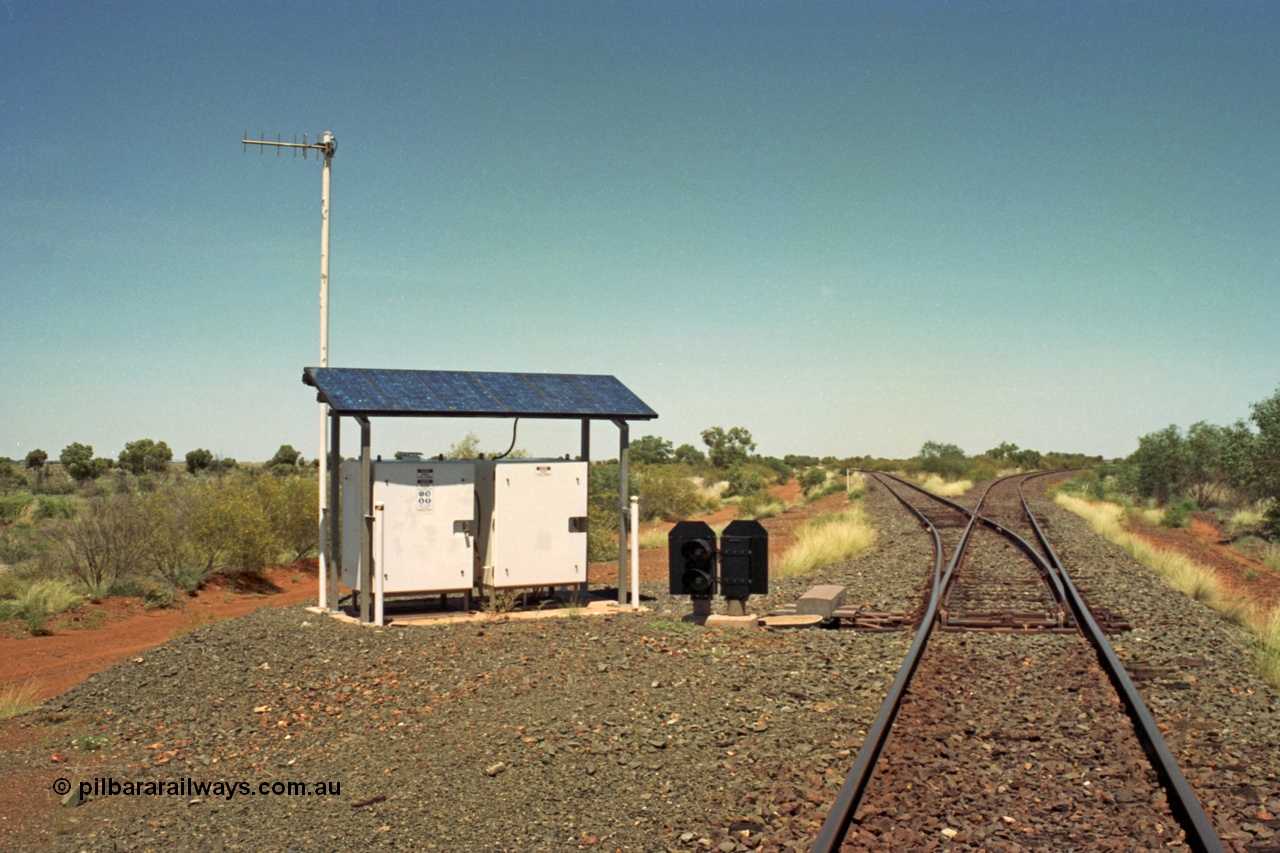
[242,130,338,611]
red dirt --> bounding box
[0,560,321,703]
[1124,514,1280,611]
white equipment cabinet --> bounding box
[341,460,476,594]
[475,459,588,590]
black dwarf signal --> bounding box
[668,519,768,599]
[668,520,717,595]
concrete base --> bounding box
[681,611,760,629]
[310,594,642,627]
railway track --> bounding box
[812,472,1222,852]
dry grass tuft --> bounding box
[1256,606,1280,688]
[638,528,669,550]
[1138,507,1166,527]
[0,679,41,720]
[1055,492,1280,687]
[776,505,876,579]
[1055,494,1225,605]
[915,474,973,497]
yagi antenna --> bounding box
[241,131,336,161]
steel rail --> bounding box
[881,472,1071,610]
[1018,475,1224,853]
[811,474,997,852]
[813,472,1224,852]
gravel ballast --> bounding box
[8,479,1279,852]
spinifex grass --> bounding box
[915,474,973,497]
[1056,493,1280,687]
[0,679,41,720]
[1257,606,1280,688]
[0,579,83,636]
[638,528,669,550]
[737,496,786,520]
[776,505,876,579]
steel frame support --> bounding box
[358,416,372,625]
[327,412,341,612]
[613,419,630,606]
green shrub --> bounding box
[0,492,35,523]
[0,525,47,566]
[189,474,280,573]
[141,581,176,610]
[1162,499,1200,529]
[637,466,704,521]
[586,503,617,562]
[257,474,318,561]
[725,466,765,498]
[48,494,147,599]
[798,468,827,494]
[757,457,792,485]
[34,495,74,521]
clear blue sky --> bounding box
[3,1,1277,464]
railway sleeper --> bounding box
[938,608,1073,632]
[829,607,913,631]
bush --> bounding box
[0,492,34,523]
[757,457,792,485]
[0,526,43,566]
[189,474,279,573]
[133,487,206,592]
[34,495,74,521]
[48,494,147,599]
[141,581,176,610]
[1162,499,1200,529]
[257,475,318,561]
[737,494,785,520]
[637,467,704,522]
[724,466,765,499]
[798,468,827,494]
[585,462,639,563]
[587,503,618,563]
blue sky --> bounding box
[3,1,1277,464]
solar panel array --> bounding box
[303,367,657,420]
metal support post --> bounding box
[614,419,630,606]
[327,412,342,612]
[359,416,372,624]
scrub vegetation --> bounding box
[0,440,318,634]
[1046,385,1280,687]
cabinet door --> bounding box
[489,461,587,588]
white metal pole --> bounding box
[374,502,385,626]
[317,132,333,611]
[629,495,640,609]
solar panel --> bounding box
[367,369,447,413]
[526,374,609,415]
[419,371,505,414]
[473,372,557,415]
[303,367,657,420]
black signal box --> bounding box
[668,520,717,596]
[719,519,768,598]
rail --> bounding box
[812,472,1224,853]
